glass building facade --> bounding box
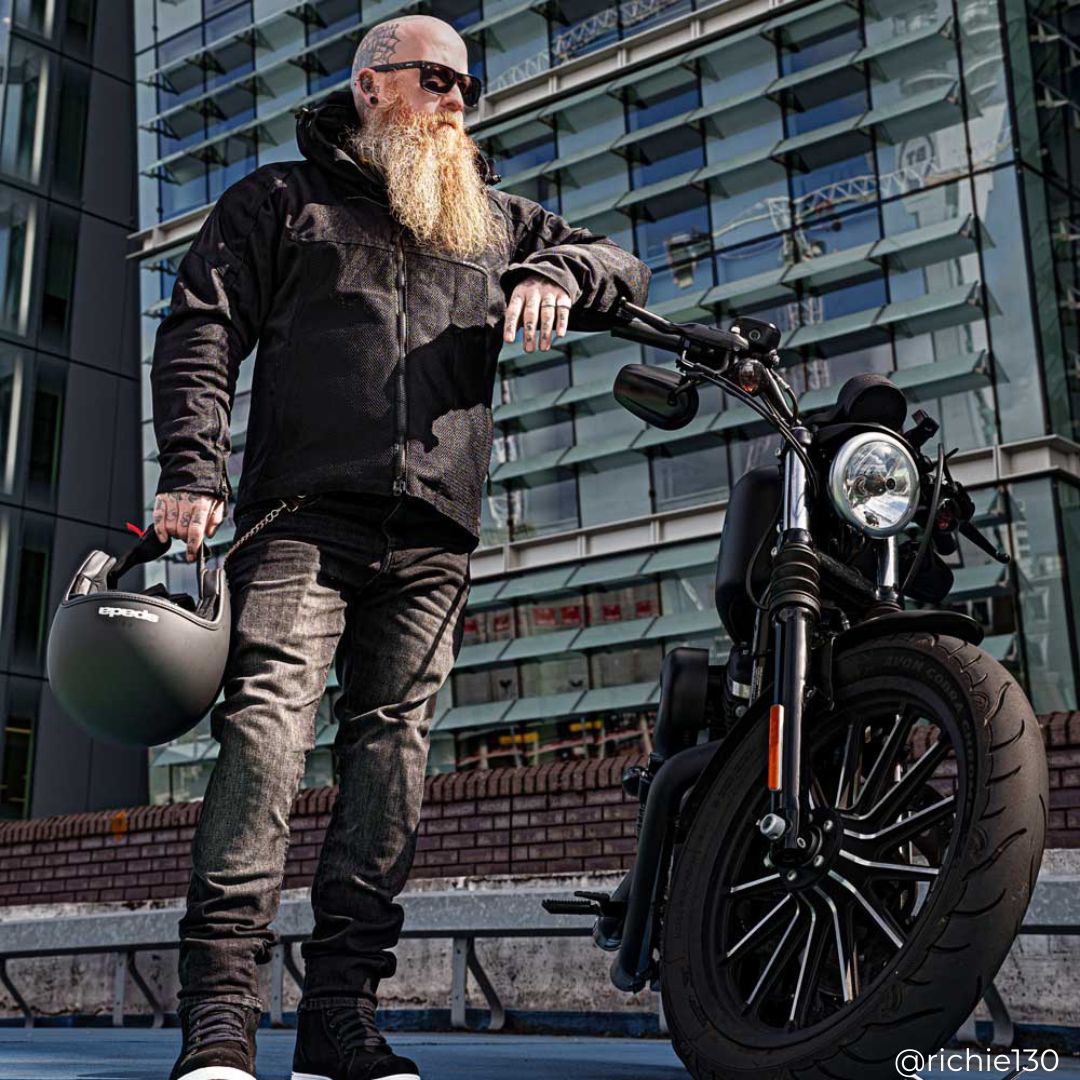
[0,0,148,818]
[134,0,1080,803]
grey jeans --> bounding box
[177,491,474,1010]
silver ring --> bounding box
[540,299,557,307]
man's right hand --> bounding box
[153,491,227,562]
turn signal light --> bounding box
[737,359,764,394]
[768,704,783,790]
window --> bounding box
[0,677,37,818]
[26,356,66,503]
[590,642,662,687]
[463,606,515,645]
[40,209,79,347]
[520,597,583,635]
[520,652,588,696]
[586,581,658,625]
[453,665,518,706]
[11,512,52,673]
[63,0,95,54]
[0,39,50,185]
[53,62,91,196]
[13,0,53,36]
[0,191,35,339]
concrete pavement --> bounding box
[0,1029,686,1079]
[0,1028,1075,1079]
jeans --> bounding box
[177,491,475,1010]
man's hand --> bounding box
[153,491,226,562]
[503,275,572,352]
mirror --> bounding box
[613,364,699,430]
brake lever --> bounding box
[959,520,1011,565]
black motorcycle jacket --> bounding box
[149,88,652,539]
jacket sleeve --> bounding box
[150,166,284,503]
[499,197,651,332]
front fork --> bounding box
[760,431,903,854]
[762,427,819,854]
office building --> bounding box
[0,0,146,817]
[132,0,1080,802]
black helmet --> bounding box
[46,528,230,747]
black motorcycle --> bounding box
[544,300,1049,1079]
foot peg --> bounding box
[542,890,627,919]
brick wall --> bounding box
[0,714,1077,910]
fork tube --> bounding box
[773,610,811,848]
[875,535,900,604]
[782,433,810,534]
[770,427,818,852]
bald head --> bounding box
[351,16,468,94]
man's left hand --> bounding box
[503,275,572,352]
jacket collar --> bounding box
[294,88,502,196]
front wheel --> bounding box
[660,633,1048,1080]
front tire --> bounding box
[660,633,1048,1080]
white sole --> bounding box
[175,1068,256,1080]
[291,1074,419,1080]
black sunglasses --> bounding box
[369,61,483,108]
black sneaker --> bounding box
[291,994,420,1080]
[168,998,261,1080]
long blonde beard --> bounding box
[344,95,501,259]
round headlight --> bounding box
[828,432,920,538]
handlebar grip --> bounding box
[611,320,685,354]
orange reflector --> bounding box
[768,704,784,791]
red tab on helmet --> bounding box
[126,522,147,537]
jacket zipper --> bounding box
[393,230,408,497]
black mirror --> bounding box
[613,364,699,430]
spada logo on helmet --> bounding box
[97,605,160,623]
[46,525,230,747]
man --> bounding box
[153,14,650,1080]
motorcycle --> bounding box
[543,300,1049,1079]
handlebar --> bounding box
[611,319,685,354]
[613,300,749,366]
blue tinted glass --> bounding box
[494,130,556,175]
[714,232,787,290]
[780,26,861,75]
[434,0,483,31]
[785,90,866,138]
[798,203,880,259]
[635,202,713,303]
[791,152,876,224]
[308,0,360,44]
[157,24,202,67]
[628,79,699,131]
[205,3,250,46]
[815,276,887,320]
[621,0,692,38]
[208,139,257,200]
[207,104,256,140]
[552,0,619,66]
[158,122,206,158]
[631,136,703,188]
[161,168,208,221]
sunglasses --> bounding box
[369,61,483,108]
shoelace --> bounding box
[325,998,390,1056]
[184,999,253,1049]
